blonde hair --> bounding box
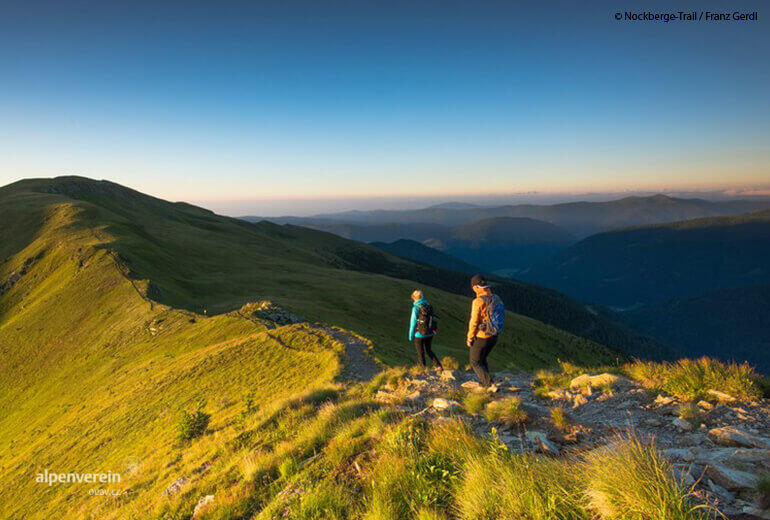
[411,290,423,301]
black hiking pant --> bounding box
[469,335,498,387]
[414,336,442,369]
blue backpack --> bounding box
[480,294,505,335]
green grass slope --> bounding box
[371,239,481,274]
[0,176,621,519]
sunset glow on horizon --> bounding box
[1,0,768,213]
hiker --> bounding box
[466,274,505,387]
[408,290,443,370]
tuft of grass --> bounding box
[239,449,269,481]
[440,356,460,370]
[415,508,449,520]
[532,368,572,398]
[285,480,351,520]
[598,380,615,397]
[456,452,587,520]
[462,392,492,415]
[582,432,712,520]
[426,419,486,463]
[410,364,430,376]
[559,360,584,377]
[441,387,466,402]
[550,406,569,431]
[382,417,428,458]
[483,397,528,426]
[364,367,407,397]
[623,357,762,401]
[678,403,702,427]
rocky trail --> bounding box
[328,327,382,382]
[372,367,770,519]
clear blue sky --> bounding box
[1,0,768,214]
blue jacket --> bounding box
[409,298,434,341]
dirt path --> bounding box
[326,327,382,382]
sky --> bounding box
[1,0,768,215]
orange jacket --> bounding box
[467,286,494,344]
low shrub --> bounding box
[176,409,210,442]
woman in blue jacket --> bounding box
[408,290,443,370]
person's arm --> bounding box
[467,298,480,346]
[409,305,418,341]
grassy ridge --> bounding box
[0,202,344,518]
[2,177,619,370]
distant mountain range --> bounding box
[519,209,770,307]
[250,194,770,239]
[244,195,770,272]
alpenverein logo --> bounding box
[35,469,121,486]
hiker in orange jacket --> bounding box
[466,274,504,387]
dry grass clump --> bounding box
[364,367,408,397]
[678,403,702,427]
[483,397,528,426]
[550,406,569,431]
[456,452,587,520]
[582,433,712,520]
[532,368,573,398]
[462,392,492,415]
[623,357,762,401]
[441,356,460,370]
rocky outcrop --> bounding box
[0,252,44,297]
[240,300,306,326]
[569,373,630,390]
[368,368,770,518]
[708,426,770,449]
[192,494,215,518]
